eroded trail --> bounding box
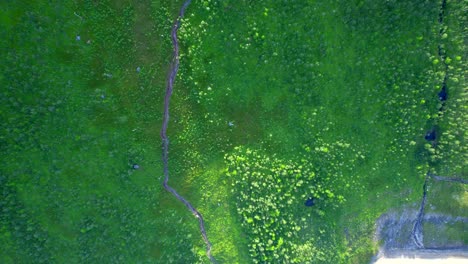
[411,177,427,248]
[160,1,217,262]
[428,173,468,184]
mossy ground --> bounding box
[0,0,465,263]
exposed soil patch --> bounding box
[375,207,420,252]
[373,208,468,262]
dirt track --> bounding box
[373,249,468,264]
[379,249,468,259]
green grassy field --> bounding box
[0,0,466,263]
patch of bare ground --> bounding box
[372,208,467,263]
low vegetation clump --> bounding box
[226,143,366,263]
[226,147,326,262]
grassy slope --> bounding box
[0,0,465,263]
[422,0,468,250]
[429,0,467,176]
[178,0,465,263]
[0,0,204,263]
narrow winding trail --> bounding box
[160,1,217,262]
[411,177,427,248]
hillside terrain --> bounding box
[0,0,465,263]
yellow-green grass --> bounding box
[0,0,465,263]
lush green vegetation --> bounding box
[0,0,465,263]
[425,0,467,176]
